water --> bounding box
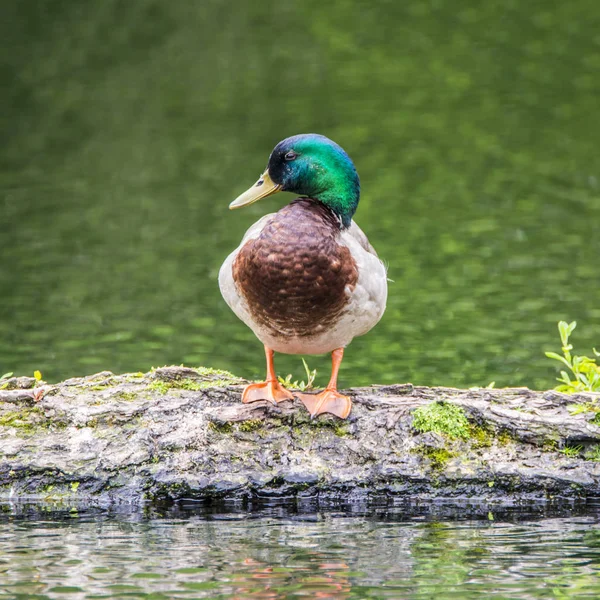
[1,0,599,389]
[1,504,600,599]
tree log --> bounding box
[1,367,600,507]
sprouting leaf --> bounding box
[279,359,318,391]
[558,321,573,346]
[545,352,571,368]
[577,372,590,386]
[301,358,317,390]
[34,370,42,381]
[1,372,13,380]
[278,374,293,387]
[559,370,570,382]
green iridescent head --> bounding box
[229,134,360,228]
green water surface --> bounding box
[1,506,600,599]
[1,1,599,388]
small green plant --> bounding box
[545,321,600,393]
[568,403,596,416]
[559,444,582,458]
[1,372,13,380]
[278,358,317,391]
[411,401,470,439]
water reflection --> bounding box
[1,1,599,388]
[0,505,599,598]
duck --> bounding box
[219,134,387,419]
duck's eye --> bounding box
[284,151,297,161]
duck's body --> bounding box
[219,134,387,418]
[219,198,386,355]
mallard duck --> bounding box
[219,134,387,419]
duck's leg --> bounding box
[242,345,294,405]
[296,348,352,419]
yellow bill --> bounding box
[229,170,282,209]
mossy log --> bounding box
[1,366,600,507]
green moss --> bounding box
[205,378,242,388]
[471,426,513,447]
[412,446,455,470]
[117,391,138,401]
[305,417,349,436]
[469,425,492,448]
[123,373,145,383]
[0,407,49,433]
[146,481,192,501]
[585,445,600,461]
[288,414,351,437]
[320,421,350,437]
[148,380,170,394]
[0,410,34,431]
[196,366,239,380]
[89,384,110,391]
[172,378,204,391]
[149,376,238,394]
[542,438,559,452]
[412,401,470,439]
[208,421,233,434]
[237,419,264,433]
[497,430,514,445]
[332,423,350,437]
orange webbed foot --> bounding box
[242,380,294,405]
[296,388,352,419]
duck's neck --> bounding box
[315,182,359,228]
[303,163,359,228]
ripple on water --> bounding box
[0,509,599,599]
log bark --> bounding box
[1,367,600,507]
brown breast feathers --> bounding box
[232,198,359,338]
